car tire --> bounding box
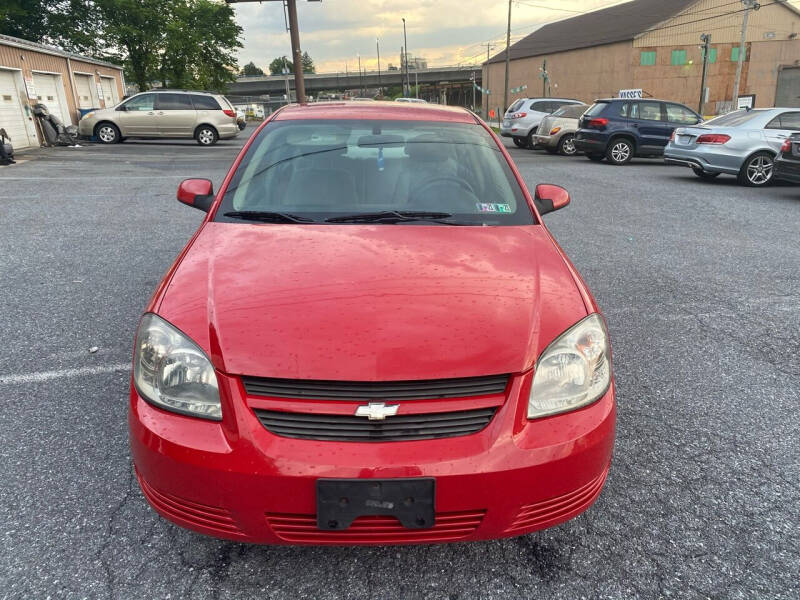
[526,128,537,149]
[737,152,774,187]
[195,125,219,146]
[606,138,634,165]
[95,123,121,144]
[557,134,577,156]
[586,154,604,162]
[512,136,526,148]
[692,166,719,180]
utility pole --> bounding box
[732,0,758,108]
[357,54,363,97]
[483,43,494,119]
[283,56,291,103]
[471,71,476,111]
[225,0,313,103]
[699,33,711,115]
[503,0,512,114]
[402,18,409,97]
[377,38,382,95]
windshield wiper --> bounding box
[325,211,468,225]
[224,211,317,224]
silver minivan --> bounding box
[78,90,240,146]
[500,97,584,148]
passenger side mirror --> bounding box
[177,179,214,212]
[533,184,570,215]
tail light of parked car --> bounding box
[695,134,730,145]
[222,109,236,118]
[511,112,527,119]
[549,127,562,135]
[585,118,608,130]
[780,139,792,153]
[669,130,676,142]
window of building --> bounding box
[640,51,656,66]
[731,46,746,61]
[702,48,717,64]
[670,49,687,65]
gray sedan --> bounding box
[664,108,800,186]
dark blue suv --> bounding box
[574,98,702,165]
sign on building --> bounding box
[24,76,36,99]
[618,89,643,99]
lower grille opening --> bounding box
[254,407,496,442]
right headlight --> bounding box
[133,313,221,420]
[82,112,95,120]
[528,313,611,419]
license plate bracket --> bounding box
[316,478,435,530]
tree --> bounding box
[269,56,293,75]
[301,51,315,74]
[241,61,264,77]
[0,0,103,54]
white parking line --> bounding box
[0,363,130,385]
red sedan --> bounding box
[130,102,615,545]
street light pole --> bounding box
[357,54,363,97]
[699,33,711,115]
[377,38,382,95]
[402,18,409,97]
[732,0,756,108]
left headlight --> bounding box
[528,313,611,419]
[133,313,221,420]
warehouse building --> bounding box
[484,0,800,115]
[0,34,125,149]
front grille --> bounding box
[242,374,509,400]
[254,407,496,442]
[266,510,486,544]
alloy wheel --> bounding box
[561,136,576,155]
[198,129,215,145]
[98,126,116,143]
[746,155,773,185]
[610,142,631,163]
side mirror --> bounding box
[177,178,214,212]
[533,183,570,215]
[116,105,127,111]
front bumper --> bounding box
[77,119,96,137]
[130,372,615,545]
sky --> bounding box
[231,0,800,75]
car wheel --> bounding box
[606,139,633,165]
[512,136,526,148]
[195,126,219,146]
[586,154,604,162]
[558,134,577,156]
[526,128,537,149]
[692,166,719,180]
[96,123,120,144]
[738,152,774,187]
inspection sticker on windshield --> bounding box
[477,203,511,213]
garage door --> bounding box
[33,72,70,125]
[0,70,32,149]
[74,73,96,109]
[100,77,118,108]
[776,67,800,108]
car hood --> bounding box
[157,223,588,380]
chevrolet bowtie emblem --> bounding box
[355,402,399,420]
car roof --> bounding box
[137,89,218,95]
[593,97,692,104]
[273,101,477,123]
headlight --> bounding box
[528,313,611,419]
[82,112,95,120]
[133,313,221,420]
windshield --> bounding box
[703,110,766,127]
[217,119,533,226]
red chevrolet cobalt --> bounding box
[130,102,615,545]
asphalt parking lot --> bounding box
[1,124,798,599]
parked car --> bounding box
[395,97,427,103]
[574,98,702,165]
[774,132,800,184]
[130,102,615,545]
[664,108,800,186]
[501,97,584,148]
[531,103,588,155]
[78,89,240,146]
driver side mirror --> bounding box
[177,179,214,212]
[533,183,570,215]
[116,105,127,111]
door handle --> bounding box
[147,111,155,115]
[157,111,165,115]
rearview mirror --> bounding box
[177,179,214,212]
[533,183,570,215]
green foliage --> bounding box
[241,61,265,77]
[269,56,293,76]
[302,51,315,74]
[0,0,102,54]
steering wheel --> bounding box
[410,176,479,211]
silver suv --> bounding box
[500,97,584,148]
[78,90,240,146]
